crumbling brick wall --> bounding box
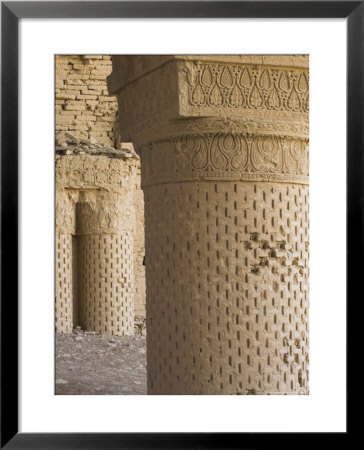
[56,55,119,146]
[55,55,146,325]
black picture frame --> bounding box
[1,1,356,448]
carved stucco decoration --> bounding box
[139,133,308,187]
[182,62,309,114]
[173,117,309,139]
[108,56,309,145]
[56,153,135,192]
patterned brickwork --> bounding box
[55,232,74,333]
[145,181,309,394]
[78,233,134,335]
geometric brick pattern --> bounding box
[145,181,309,394]
[55,232,74,333]
[78,232,134,335]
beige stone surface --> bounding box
[110,55,309,394]
[133,169,146,318]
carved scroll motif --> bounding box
[56,154,134,192]
[185,63,309,114]
[140,133,309,187]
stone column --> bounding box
[109,55,309,394]
[55,147,136,335]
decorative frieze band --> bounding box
[174,117,309,139]
[183,62,309,115]
[131,116,309,148]
[55,153,135,192]
[139,133,309,187]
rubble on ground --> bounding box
[56,329,147,395]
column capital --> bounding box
[108,55,309,141]
[55,149,136,234]
[109,55,309,187]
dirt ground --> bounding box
[56,328,147,395]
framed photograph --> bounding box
[1,1,355,448]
